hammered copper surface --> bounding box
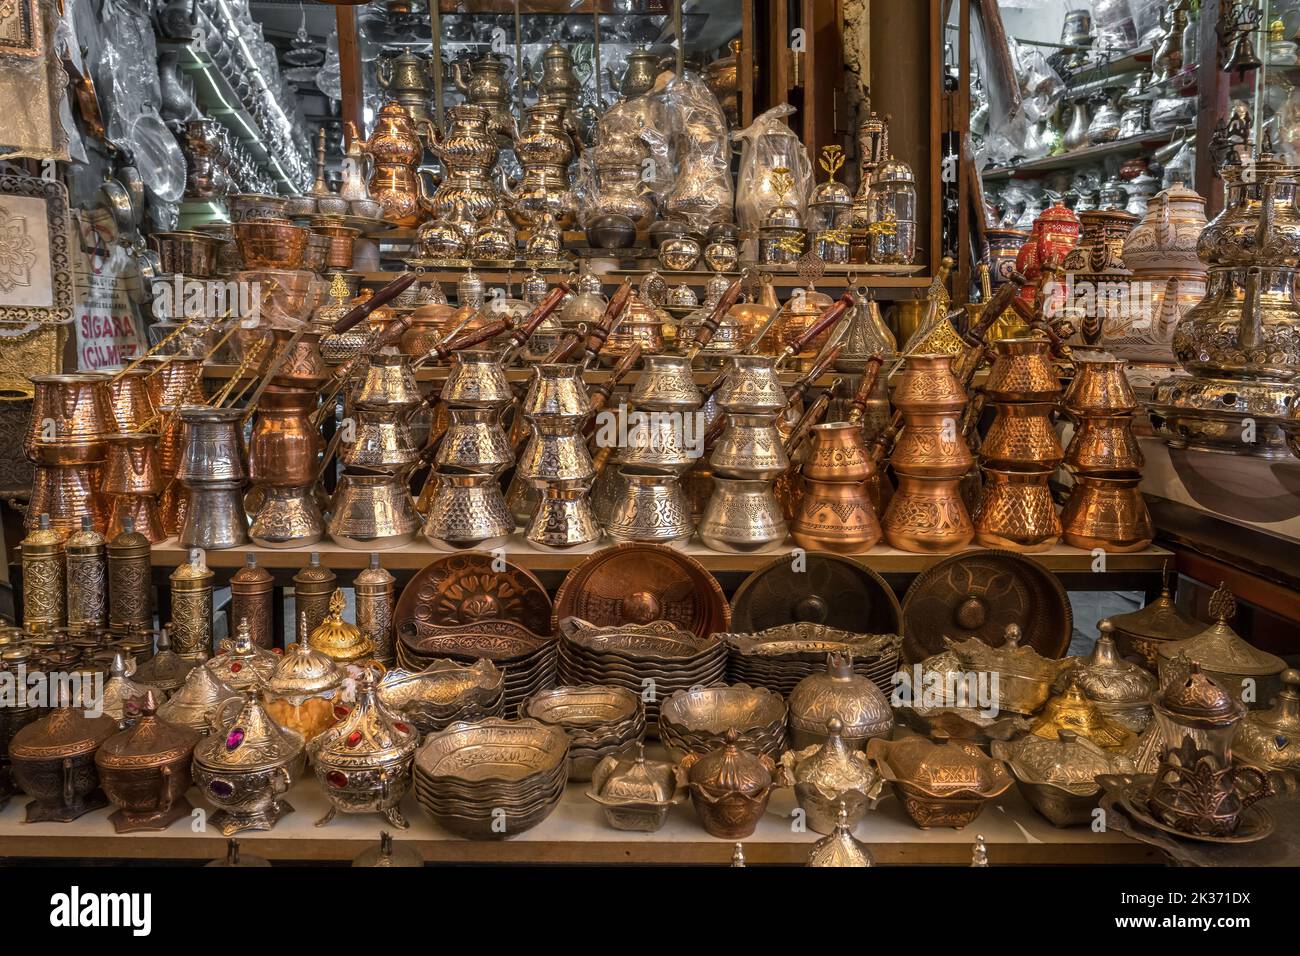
[900,549,1073,663]
[552,544,729,638]
[394,552,553,638]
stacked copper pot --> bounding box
[102,432,165,542]
[25,373,116,536]
[329,351,421,550]
[882,354,975,553]
[791,420,881,553]
[972,338,1064,552]
[177,406,248,550]
[422,350,515,550]
[517,363,599,551]
[1060,354,1153,552]
[145,355,208,536]
[700,356,790,553]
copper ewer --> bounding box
[28,463,107,536]
[973,468,1061,552]
[1060,474,1153,552]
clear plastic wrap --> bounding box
[0,0,70,162]
[1093,0,1139,52]
[733,104,811,233]
[659,71,733,230]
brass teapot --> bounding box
[348,105,436,228]
[450,53,513,135]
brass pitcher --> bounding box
[1060,474,1153,552]
[425,103,500,220]
[973,468,1061,552]
[434,406,513,476]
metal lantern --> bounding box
[868,156,918,265]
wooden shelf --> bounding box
[981,129,1178,181]
[0,774,1156,865]
[149,536,1173,576]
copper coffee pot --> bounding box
[1060,474,1153,552]
[973,467,1061,552]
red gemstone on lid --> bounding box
[231,661,242,673]
[346,730,363,748]
[326,770,348,789]
[334,704,351,719]
[395,722,411,735]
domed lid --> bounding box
[231,554,273,587]
[686,728,773,795]
[1062,622,1157,706]
[1157,585,1286,678]
[1157,181,1206,207]
[872,155,915,185]
[171,549,213,583]
[789,653,894,738]
[102,651,149,721]
[308,590,375,665]
[308,671,416,769]
[807,803,875,867]
[947,624,1060,683]
[194,689,305,772]
[782,716,879,798]
[65,515,105,553]
[205,623,280,690]
[590,743,676,805]
[133,629,197,693]
[293,552,337,588]
[156,662,241,734]
[10,693,118,759]
[355,552,395,588]
[1235,669,1300,770]
[266,631,344,697]
[1029,679,1137,752]
[21,514,64,556]
[1155,655,1246,729]
[992,729,1135,792]
[1107,582,1202,643]
[762,201,803,229]
[97,691,200,769]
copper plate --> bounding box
[729,552,902,635]
[900,549,1072,663]
[552,544,729,638]
[394,552,553,638]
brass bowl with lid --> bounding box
[788,653,894,750]
[1106,582,1202,670]
[1234,669,1300,771]
[945,624,1064,716]
[157,663,241,736]
[9,704,119,822]
[678,728,777,840]
[586,743,679,832]
[779,716,885,834]
[96,691,201,832]
[261,639,345,742]
[866,736,1013,829]
[1030,680,1138,753]
[1057,622,1157,730]
[992,729,1136,827]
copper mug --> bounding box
[791,478,881,553]
[248,386,323,486]
[101,433,163,496]
[1064,413,1144,474]
[889,412,975,479]
[973,467,1061,552]
[1064,354,1137,415]
[983,337,1063,403]
[891,355,966,415]
[1060,474,1153,552]
[980,403,1065,470]
[801,422,876,483]
[26,374,115,465]
[103,368,157,433]
[881,474,974,553]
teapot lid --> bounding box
[1155,655,1245,728]
[308,672,416,769]
[97,691,200,768]
[687,728,772,795]
[194,690,305,772]
[807,803,875,867]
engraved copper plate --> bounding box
[900,549,1072,663]
[729,553,902,636]
[552,543,729,638]
[394,552,553,639]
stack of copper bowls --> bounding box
[519,685,645,781]
[556,617,726,728]
[395,620,557,713]
[413,717,569,840]
[719,624,903,697]
[1060,354,1153,551]
[657,683,788,761]
[882,354,976,552]
[25,373,116,535]
[972,337,1064,552]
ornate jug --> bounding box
[426,104,501,221]
[450,53,513,135]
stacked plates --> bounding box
[413,718,569,840]
[377,660,507,736]
[557,617,726,731]
[657,683,788,761]
[719,625,903,698]
[520,685,646,782]
[396,620,558,713]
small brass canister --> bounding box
[230,554,275,650]
[354,553,395,666]
[108,517,153,630]
[21,514,66,630]
[293,552,336,644]
[169,549,214,663]
[65,516,107,630]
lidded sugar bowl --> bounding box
[95,691,201,832]
[945,625,1062,715]
[191,690,307,835]
[1030,680,1137,753]
[866,736,1013,829]
[308,671,418,828]
[262,637,345,742]
[157,662,241,736]
[779,717,884,833]
[205,627,280,692]
[309,589,377,667]
[788,653,895,750]
[8,695,119,822]
[991,729,1136,827]
[1234,669,1300,771]
[586,742,679,832]
[1056,621,1157,730]
[678,728,777,840]
[808,803,875,867]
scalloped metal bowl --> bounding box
[520,684,646,781]
[377,659,506,735]
[657,683,788,761]
[720,624,902,697]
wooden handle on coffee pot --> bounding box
[785,344,843,408]
[848,355,885,425]
[544,331,585,363]
[432,316,515,361]
[686,276,745,358]
[591,344,642,413]
[784,389,834,457]
[581,280,633,367]
[507,283,570,351]
[331,273,417,334]
[776,292,855,368]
